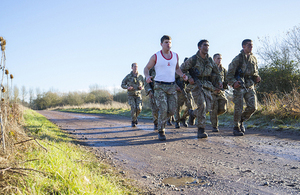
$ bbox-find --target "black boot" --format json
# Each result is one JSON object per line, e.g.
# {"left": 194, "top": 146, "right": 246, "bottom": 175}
{"left": 197, "top": 128, "right": 208, "bottom": 138}
{"left": 132, "top": 121, "right": 136, "bottom": 127}
{"left": 181, "top": 119, "right": 188, "bottom": 127}
{"left": 175, "top": 122, "right": 180, "bottom": 128}
{"left": 240, "top": 121, "right": 245, "bottom": 133}
{"left": 233, "top": 126, "right": 244, "bottom": 136}
{"left": 167, "top": 119, "right": 173, "bottom": 126}
{"left": 135, "top": 119, "right": 138, "bottom": 125}
{"left": 158, "top": 131, "right": 166, "bottom": 141}
{"left": 188, "top": 109, "right": 195, "bottom": 126}
{"left": 212, "top": 127, "right": 219, "bottom": 132}
{"left": 154, "top": 123, "right": 158, "bottom": 130}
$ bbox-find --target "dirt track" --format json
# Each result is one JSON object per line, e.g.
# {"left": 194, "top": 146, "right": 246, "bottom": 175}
{"left": 38, "top": 110, "right": 300, "bottom": 195}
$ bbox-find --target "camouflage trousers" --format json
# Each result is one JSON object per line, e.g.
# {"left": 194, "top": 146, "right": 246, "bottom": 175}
{"left": 233, "top": 87, "right": 257, "bottom": 127}
{"left": 128, "top": 94, "right": 142, "bottom": 122}
{"left": 174, "top": 91, "right": 193, "bottom": 122}
{"left": 192, "top": 86, "right": 212, "bottom": 128}
{"left": 149, "top": 95, "right": 159, "bottom": 125}
{"left": 154, "top": 83, "right": 177, "bottom": 132}
{"left": 210, "top": 92, "right": 227, "bottom": 128}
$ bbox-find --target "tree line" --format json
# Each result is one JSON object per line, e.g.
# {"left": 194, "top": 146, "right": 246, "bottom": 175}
{"left": 10, "top": 24, "right": 300, "bottom": 110}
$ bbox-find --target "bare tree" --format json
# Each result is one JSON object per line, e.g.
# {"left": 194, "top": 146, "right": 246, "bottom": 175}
{"left": 286, "top": 25, "right": 300, "bottom": 63}
{"left": 21, "top": 86, "right": 27, "bottom": 104}
{"left": 29, "top": 88, "right": 34, "bottom": 106}
{"left": 13, "top": 85, "right": 19, "bottom": 103}
{"left": 36, "top": 87, "right": 42, "bottom": 98}
{"left": 257, "top": 36, "right": 292, "bottom": 67}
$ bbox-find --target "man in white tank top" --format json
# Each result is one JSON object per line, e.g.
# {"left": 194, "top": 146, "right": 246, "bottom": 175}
{"left": 144, "top": 35, "right": 188, "bottom": 141}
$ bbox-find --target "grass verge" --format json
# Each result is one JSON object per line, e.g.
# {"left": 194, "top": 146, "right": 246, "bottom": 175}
{"left": 58, "top": 107, "right": 153, "bottom": 120}
{"left": 8, "top": 109, "right": 141, "bottom": 194}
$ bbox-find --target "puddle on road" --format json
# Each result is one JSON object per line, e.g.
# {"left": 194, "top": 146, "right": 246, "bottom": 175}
{"left": 162, "top": 176, "right": 207, "bottom": 187}
{"left": 75, "top": 116, "right": 98, "bottom": 119}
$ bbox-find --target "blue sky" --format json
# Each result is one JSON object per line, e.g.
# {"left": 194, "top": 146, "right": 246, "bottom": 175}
{"left": 1, "top": 0, "right": 300, "bottom": 96}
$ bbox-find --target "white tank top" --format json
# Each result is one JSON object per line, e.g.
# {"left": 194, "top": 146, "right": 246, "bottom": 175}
{"left": 154, "top": 50, "right": 178, "bottom": 82}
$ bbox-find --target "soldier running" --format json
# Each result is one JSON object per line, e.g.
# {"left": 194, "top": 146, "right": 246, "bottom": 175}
{"left": 227, "top": 39, "right": 261, "bottom": 136}
{"left": 209, "top": 53, "right": 228, "bottom": 132}
{"left": 121, "top": 63, "right": 144, "bottom": 127}
{"left": 144, "top": 35, "right": 187, "bottom": 141}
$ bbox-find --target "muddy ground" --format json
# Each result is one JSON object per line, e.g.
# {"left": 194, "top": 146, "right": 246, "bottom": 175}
{"left": 38, "top": 110, "right": 300, "bottom": 195}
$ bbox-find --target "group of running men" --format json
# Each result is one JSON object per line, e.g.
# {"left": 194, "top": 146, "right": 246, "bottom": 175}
{"left": 121, "top": 35, "right": 260, "bottom": 141}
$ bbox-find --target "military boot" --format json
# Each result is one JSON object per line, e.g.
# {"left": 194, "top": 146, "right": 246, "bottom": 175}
{"left": 131, "top": 121, "right": 136, "bottom": 127}
{"left": 181, "top": 119, "right": 188, "bottom": 127}
{"left": 154, "top": 123, "right": 158, "bottom": 130}
{"left": 188, "top": 109, "right": 196, "bottom": 126}
{"left": 158, "top": 131, "right": 166, "bottom": 141}
{"left": 233, "top": 126, "right": 244, "bottom": 136}
{"left": 167, "top": 119, "right": 173, "bottom": 126}
{"left": 212, "top": 127, "right": 219, "bottom": 132}
{"left": 240, "top": 121, "right": 245, "bottom": 133}
{"left": 197, "top": 128, "right": 208, "bottom": 138}
{"left": 175, "top": 122, "right": 180, "bottom": 128}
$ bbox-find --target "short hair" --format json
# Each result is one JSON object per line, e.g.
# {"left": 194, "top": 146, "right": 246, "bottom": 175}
{"left": 213, "top": 53, "right": 221, "bottom": 59}
{"left": 197, "top": 39, "right": 209, "bottom": 47}
{"left": 161, "top": 35, "right": 171, "bottom": 44}
{"left": 131, "top": 63, "right": 137, "bottom": 68}
{"left": 184, "top": 57, "right": 188, "bottom": 62}
{"left": 242, "top": 39, "right": 252, "bottom": 47}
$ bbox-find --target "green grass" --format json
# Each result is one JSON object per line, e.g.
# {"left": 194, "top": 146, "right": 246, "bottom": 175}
{"left": 59, "top": 108, "right": 153, "bottom": 119}
{"left": 17, "top": 109, "right": 140, "bottom": 195}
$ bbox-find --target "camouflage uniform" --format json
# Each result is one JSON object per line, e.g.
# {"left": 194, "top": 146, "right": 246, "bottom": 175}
{"left": 181, "top": 52, "right": 221, "bottom": 129}
{"left": 144, "top": 68, "right": 158, "bottom": 126}
{"left": 121, "top": 71, "right": 144, "bottom": 124}
{"left": 210, "top": 65, "right": 228, "bottom": 129}
{"left": 154, "top": 82, "right": 177, "bottom": 132}
{"left": 227, "top": 50, "right": 259, "bottom": 129}
{"left": 174, "top": 75, "right": 193, "bottom": 125}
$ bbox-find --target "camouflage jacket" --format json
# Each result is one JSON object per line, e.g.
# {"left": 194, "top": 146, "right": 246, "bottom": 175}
{"left": 212, "top": 65, "right": 228, "bottom": 95}
{"left": 180, "top": 51, "right": 221, "bottom": 91}
{"left": 227, "top": 49, "right": 259, "bottom": 88}
{"left": 121, "top": 71, "right": 144, "bottom": 96}
{"left": 212, "top": 65, "right": 227, "bottom": 88}
{"left": 144, "top": 67, "right": 156, "bottom": 95}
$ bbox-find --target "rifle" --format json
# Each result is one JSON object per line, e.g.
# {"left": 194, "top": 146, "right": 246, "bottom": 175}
{"left": 149, "top": 81, "right": 154, "bottom": 94}
{"left": 175, "top": 77, "right": 191, "bottom": 105}
{"left": 188, "top": 67, "right": 206, "bottom": 96}
{"left": 234, "top": 67, "right": 248, "bottom": 92}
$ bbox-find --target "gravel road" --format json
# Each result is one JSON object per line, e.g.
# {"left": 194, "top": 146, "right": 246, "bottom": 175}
{"left": 38, "top": 110, "right": 300, "bottom": 195}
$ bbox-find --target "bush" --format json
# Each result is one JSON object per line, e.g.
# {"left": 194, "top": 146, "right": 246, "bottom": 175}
{"left": 62, "top": 92, "right": 85, "bottom": 106}
{"left": 113, "top": 91, "right": 128, "bottom": 103}
{"left": 90, "top": 90, "right": 113, "bottom": 104}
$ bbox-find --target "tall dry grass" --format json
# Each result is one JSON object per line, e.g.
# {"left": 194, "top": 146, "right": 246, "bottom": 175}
{"left": 260, "top": 88, "right": 300, "bottom": 119}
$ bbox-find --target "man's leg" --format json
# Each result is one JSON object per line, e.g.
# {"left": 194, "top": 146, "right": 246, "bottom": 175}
{"left": 233, "top": 89, "right": 245, "bottom": 136}
{"left": 135, "top": 95, "right": 142, "bottom": 125}
{"left": 128, "top": 96, "right": 137, "bottom": 127}
{"left": 240, "top": 88, "right": 257, "bottom": 133}
{"left": 210, "top": 94, "right": 219, "bottom": 132}
{"left": 192, "top": 88, "right": 207, "bottom": 138}
{"left": 186, "top": 89, "right": 196, "bottom": 125}
{"left": 180, "top": 93, "right": 191, "bottom": 127}
{"left": 150, "top": 96, "right": 159, "bottom": 130}
{"left": 154, "top": 85, "right": 168, "bottom": 140}
{"left": 174, "top": 92, "right": 184, "bottom": 128}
